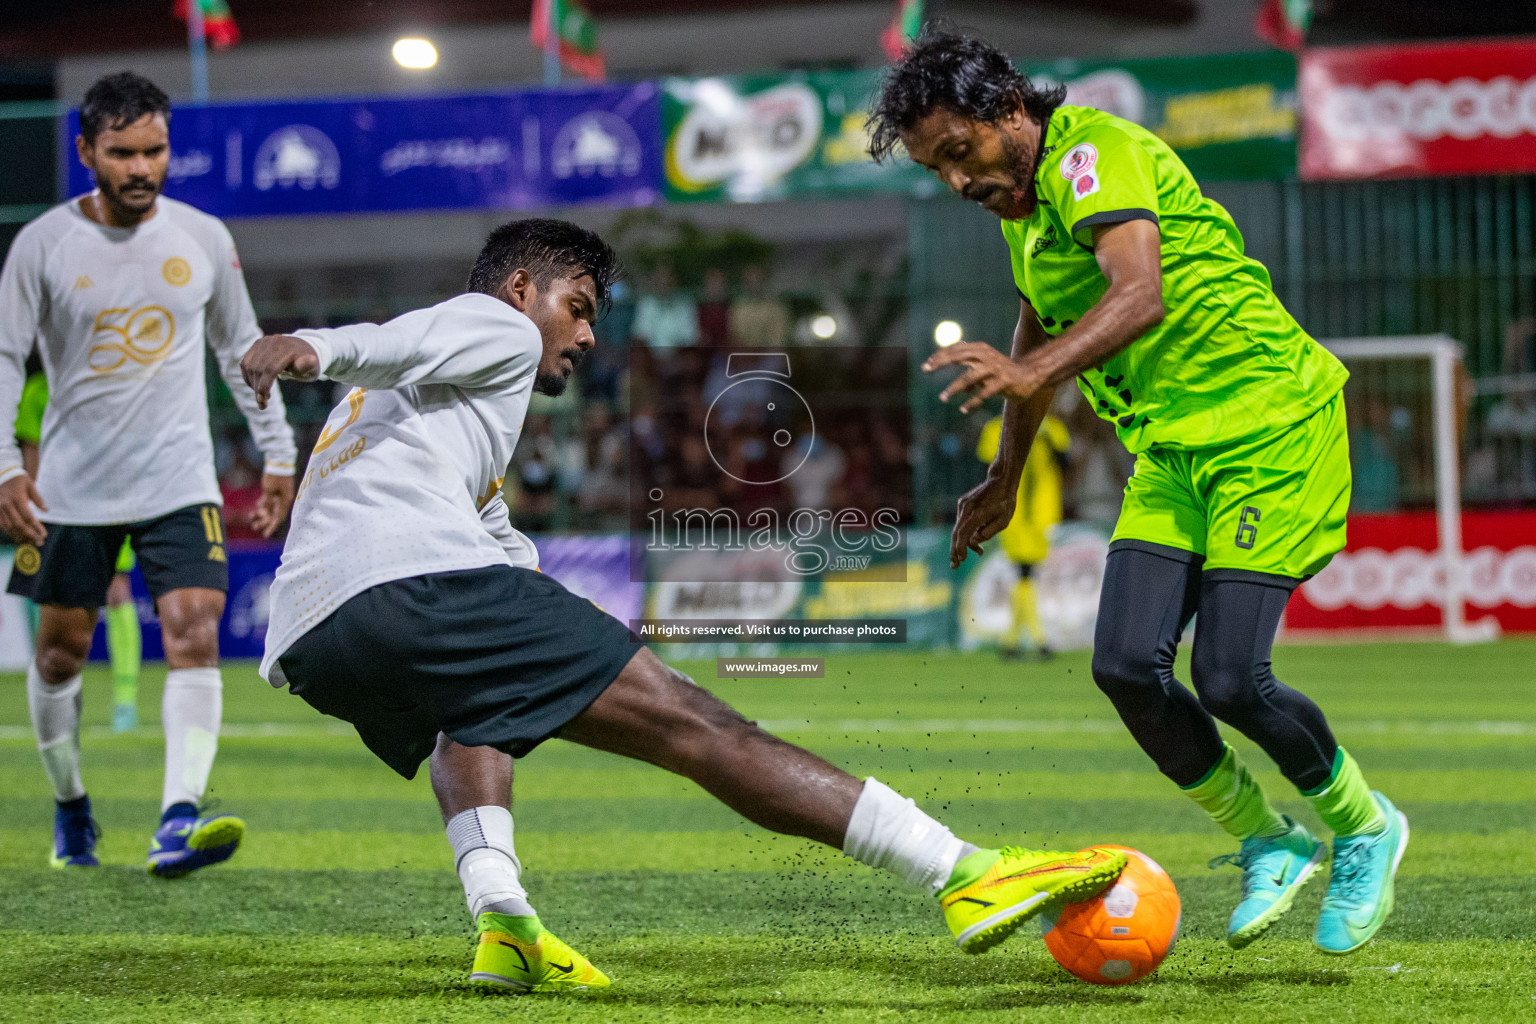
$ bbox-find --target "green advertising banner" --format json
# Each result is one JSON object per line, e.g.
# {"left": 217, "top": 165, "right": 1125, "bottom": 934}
{"left": 661, "top": 52, "right": 1296, "bottom": 202}
{"left": 661, "top": 69, "right": 932, "bottom": 203}
{"left": 1025, "top": 50, "right": 1298, "bottom": 181}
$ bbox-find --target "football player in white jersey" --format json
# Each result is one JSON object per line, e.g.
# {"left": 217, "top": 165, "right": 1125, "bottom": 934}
{"left": 240, "top": 219, "right": 1125, "bottom": 993}
{"left": 0, "top": 73, "right": 298, "bottom": 874}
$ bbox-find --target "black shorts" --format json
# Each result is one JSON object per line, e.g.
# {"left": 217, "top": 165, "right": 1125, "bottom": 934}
{"left": 7, "top": 502, "right": 229, "bottom": 608}
{"left": 277, "top": 564, "right": 640, "bottom": 780}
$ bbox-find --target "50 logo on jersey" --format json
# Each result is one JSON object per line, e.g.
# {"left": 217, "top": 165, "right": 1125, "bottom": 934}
{"left": 88, "top": 306, "right": 176, "bottom": 373}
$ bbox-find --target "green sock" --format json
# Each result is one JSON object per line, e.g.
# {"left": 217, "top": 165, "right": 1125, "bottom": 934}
{"left": 1181, "top": 743, "right": 1289, "bottom": 841}
{"left": 1302, "top": 748, "right": 1385, "bottom": 837}
{"left": 106, "top": 601, "right": 141, "bottom": 708}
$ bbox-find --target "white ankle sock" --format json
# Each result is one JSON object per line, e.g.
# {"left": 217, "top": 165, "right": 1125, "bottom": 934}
{"left": 28, "top": 663, "right": 84, "bottom": 802}
{"left": 161, "top": 668, "right": 222, "bottom": 810}
{"left": 446, "top": 805, "right": 535, "bottom": 919}
{"left": 842, "top": 777, "right": 973, "bottom": 894}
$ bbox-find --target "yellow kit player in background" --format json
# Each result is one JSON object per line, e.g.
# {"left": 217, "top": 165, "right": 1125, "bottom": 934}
{"left": 975, "top": 412, "right": 1068, "bottom": 659}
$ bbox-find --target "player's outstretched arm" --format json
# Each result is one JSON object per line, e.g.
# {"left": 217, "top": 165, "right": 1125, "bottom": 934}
{"left": 281, "top": 299, "right": 539, "bottom": 395}
{"left": 240, "top": 335, "right": 321, "bottom": 410}
{"left": 948, "top": 300, "right": 1056, "bottom": 567}
{"left": 924, "top": 219, "right": 1164, "bottom": 413}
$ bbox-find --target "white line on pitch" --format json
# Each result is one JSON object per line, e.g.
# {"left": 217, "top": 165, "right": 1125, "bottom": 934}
{"left": 0, "top": 723, "right": 355, "bottom": 740}
{"left": 755, "top": 718, "right": 1536, "bottom": 736}
{"left": 0, "top": 719, "right": 1531, "bottom": 742}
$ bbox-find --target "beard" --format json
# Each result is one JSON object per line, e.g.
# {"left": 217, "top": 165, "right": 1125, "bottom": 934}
{"left": 100, "top": 172, "right": 162, "bottom": 216}
{"left": 994, "top": 131, "right": 1039, "bottom": 219}
{"left": 533, "top": 346, "right": 586, "bottom": 397}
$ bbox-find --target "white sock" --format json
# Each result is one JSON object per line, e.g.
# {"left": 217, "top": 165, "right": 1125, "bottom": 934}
{"left": 161, "top": 668, "right": 222, "bottom": 811}
{"left": 447, "top": 805, "right": 535, "bottom": 920}
{"left": 842, "top": 777, "right": 973, "bottom": 895}
{"left": 28, "top": 663, "right": 84, "bottom": 802}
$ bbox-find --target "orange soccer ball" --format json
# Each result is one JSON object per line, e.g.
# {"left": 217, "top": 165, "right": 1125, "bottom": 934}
{"left": 1041, "top": 846, "right": 1181, "bottom": 986}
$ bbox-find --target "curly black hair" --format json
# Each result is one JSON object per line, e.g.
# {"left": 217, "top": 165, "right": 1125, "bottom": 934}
{"left": 467, "top": 218, "right": 622, "bottom": 318}
{"left": 80, "top": 71, "right": 171, "bottom": 143}
{"left": 867, "top": 27, "right": 1065, "bottom": 164}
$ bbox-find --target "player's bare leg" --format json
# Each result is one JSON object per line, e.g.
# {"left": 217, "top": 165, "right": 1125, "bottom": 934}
{"left": 558, "top": 647, "right": 1126, "bottom": 952}
{"left": 146, "top": 586, "right": 244, "bottom": 878}
{"left": 30, "top": 605, "right": 98, "bottom": 866}
{"left": 560, "top": 648, "right": 859, "bottom": 845}
{"left": 430, "top": 733, "right": 512, "bottom": 822}
{"left": 430, "top": 734, "right": 609, "bottom": 992}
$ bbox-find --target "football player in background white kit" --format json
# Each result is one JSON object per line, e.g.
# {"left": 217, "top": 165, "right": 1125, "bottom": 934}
{"left": 0, "top": 73, "right": 298, "bottom": 874}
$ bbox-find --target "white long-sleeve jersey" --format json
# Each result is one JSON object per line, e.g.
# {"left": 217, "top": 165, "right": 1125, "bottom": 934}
{"left": 260, "top": 292, "right": 544, "bottom": 685}
{"left": 0, "top": 196, "right": 297, "bottom": 524}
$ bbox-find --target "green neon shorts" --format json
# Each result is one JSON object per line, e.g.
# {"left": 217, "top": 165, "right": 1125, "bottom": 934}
{"left": 1110, "top": 391, "right": 1350, "bottom": 582}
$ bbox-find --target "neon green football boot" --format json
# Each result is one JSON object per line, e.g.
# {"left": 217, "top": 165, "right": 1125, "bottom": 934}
{"left": 939, "top": 846, "right": 1127, "bottom": 954}
{"left": 471, "top": 912, "right": 609, "bottom": 993}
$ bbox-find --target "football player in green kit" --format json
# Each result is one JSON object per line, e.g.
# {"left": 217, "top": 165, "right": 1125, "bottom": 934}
{"left": 870, "top": 29, "right": 1407, "bottom": 954}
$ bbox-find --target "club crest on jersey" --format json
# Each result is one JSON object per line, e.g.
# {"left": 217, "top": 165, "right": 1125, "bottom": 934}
{"left": 1059, "top": 143, "right": 1098, "bottom": 182}
{"left": 162, "top": 257, "right": 191, "bottom": 287}
{"left": 1073, "top": 173, "right": 1101, "bottom": 200}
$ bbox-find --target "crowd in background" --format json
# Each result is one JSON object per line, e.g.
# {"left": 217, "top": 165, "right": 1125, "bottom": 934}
{"left": 215, "top": 256, "right": 1140, "bottom": 539}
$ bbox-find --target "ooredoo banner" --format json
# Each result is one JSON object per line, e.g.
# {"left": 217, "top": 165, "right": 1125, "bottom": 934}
{"left": 1300, "top": 39, "right": 1536, "bottom": 180}
{"left": 1286, "top": 511, "right": 1536, "bottom": 633}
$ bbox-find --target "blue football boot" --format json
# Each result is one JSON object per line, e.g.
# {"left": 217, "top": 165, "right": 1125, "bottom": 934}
{"left": 51, "top": 795, "right": 100, "bottom": 868}
{"left": 1314, "top": 792, "right": 1409, "bottom": 955}
{"left": 1211, "top": 817, "right": 1328, "bottom": 949}
{"left": 147, "top": 801, "right": 246, "bottom": 879}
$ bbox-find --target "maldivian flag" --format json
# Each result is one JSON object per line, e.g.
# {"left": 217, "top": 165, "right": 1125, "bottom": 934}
{"left": 880, "top": 0, "right": 924, "bottom": 62}
{"left": 1254, "top": 0, "right": 1310, "bottom": 51}
{"left": 174, "top": 0, "right": 240, "bottom": 49}
{"left": 531, "top": 0, "right": 605, "bottom": 81}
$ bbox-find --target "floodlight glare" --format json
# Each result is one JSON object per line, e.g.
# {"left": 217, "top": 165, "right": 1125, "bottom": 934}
{"left": 393, "top": 38, "right": 438, "bottom": 70}
{"left": 934, "top": 320, "right": 963, "bottom": 347}
{"left": 811, "top": 314, "right": 838, "bottom": 339}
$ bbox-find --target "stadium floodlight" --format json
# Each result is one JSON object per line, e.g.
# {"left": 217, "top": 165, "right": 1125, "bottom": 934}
{"left": 810, "top": 314, "right": 837, "bottom": 340}
{"left": 934, "top": 320, "right": 963, "bottom": 347}
{"left": 393, "top": 38, "right": 438, "bottom": 70}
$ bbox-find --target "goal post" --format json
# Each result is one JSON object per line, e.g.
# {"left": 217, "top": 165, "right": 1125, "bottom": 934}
{"left": 1320, "top": 335, "right": 1500, "bottom": 644}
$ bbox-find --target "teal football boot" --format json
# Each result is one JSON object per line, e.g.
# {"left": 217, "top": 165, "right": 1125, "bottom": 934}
{"left": 1211, "top": 817, "right": 1328, "bottom": 949}
{"left": 1314, "top": 792, "right": 1409, "bottom": 955}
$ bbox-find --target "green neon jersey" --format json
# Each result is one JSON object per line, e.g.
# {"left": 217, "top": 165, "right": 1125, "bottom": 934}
{"left": 14, "top": 372, "right": 47, "bottom": 446}
{"left": 1002, "top": 105, "right": 1347, "bottom": 453}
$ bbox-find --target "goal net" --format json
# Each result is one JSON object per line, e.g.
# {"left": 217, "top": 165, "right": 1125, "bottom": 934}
{"left": 1302, "top": 335, "right": 1500, "bottom": 643}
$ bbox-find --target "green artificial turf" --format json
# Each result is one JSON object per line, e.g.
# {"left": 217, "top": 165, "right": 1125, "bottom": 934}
{"left": 1, "top": 640, "right": 1533, "bottom": 1022}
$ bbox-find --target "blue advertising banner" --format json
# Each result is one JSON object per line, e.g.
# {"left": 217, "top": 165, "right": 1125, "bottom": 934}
{"left": 87, "top": 535, "right": 644, "bottom": 662}
{"left": 65, "top": 84, "right": 662, "bottom": 217}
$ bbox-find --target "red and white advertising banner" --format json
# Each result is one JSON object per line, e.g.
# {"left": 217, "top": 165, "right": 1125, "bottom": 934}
{"left": 1300, "top": 39, "right": 1536, "bottom": 180}
{"left": 1286, "top": 511, "right": 1536, "bottom": 633}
